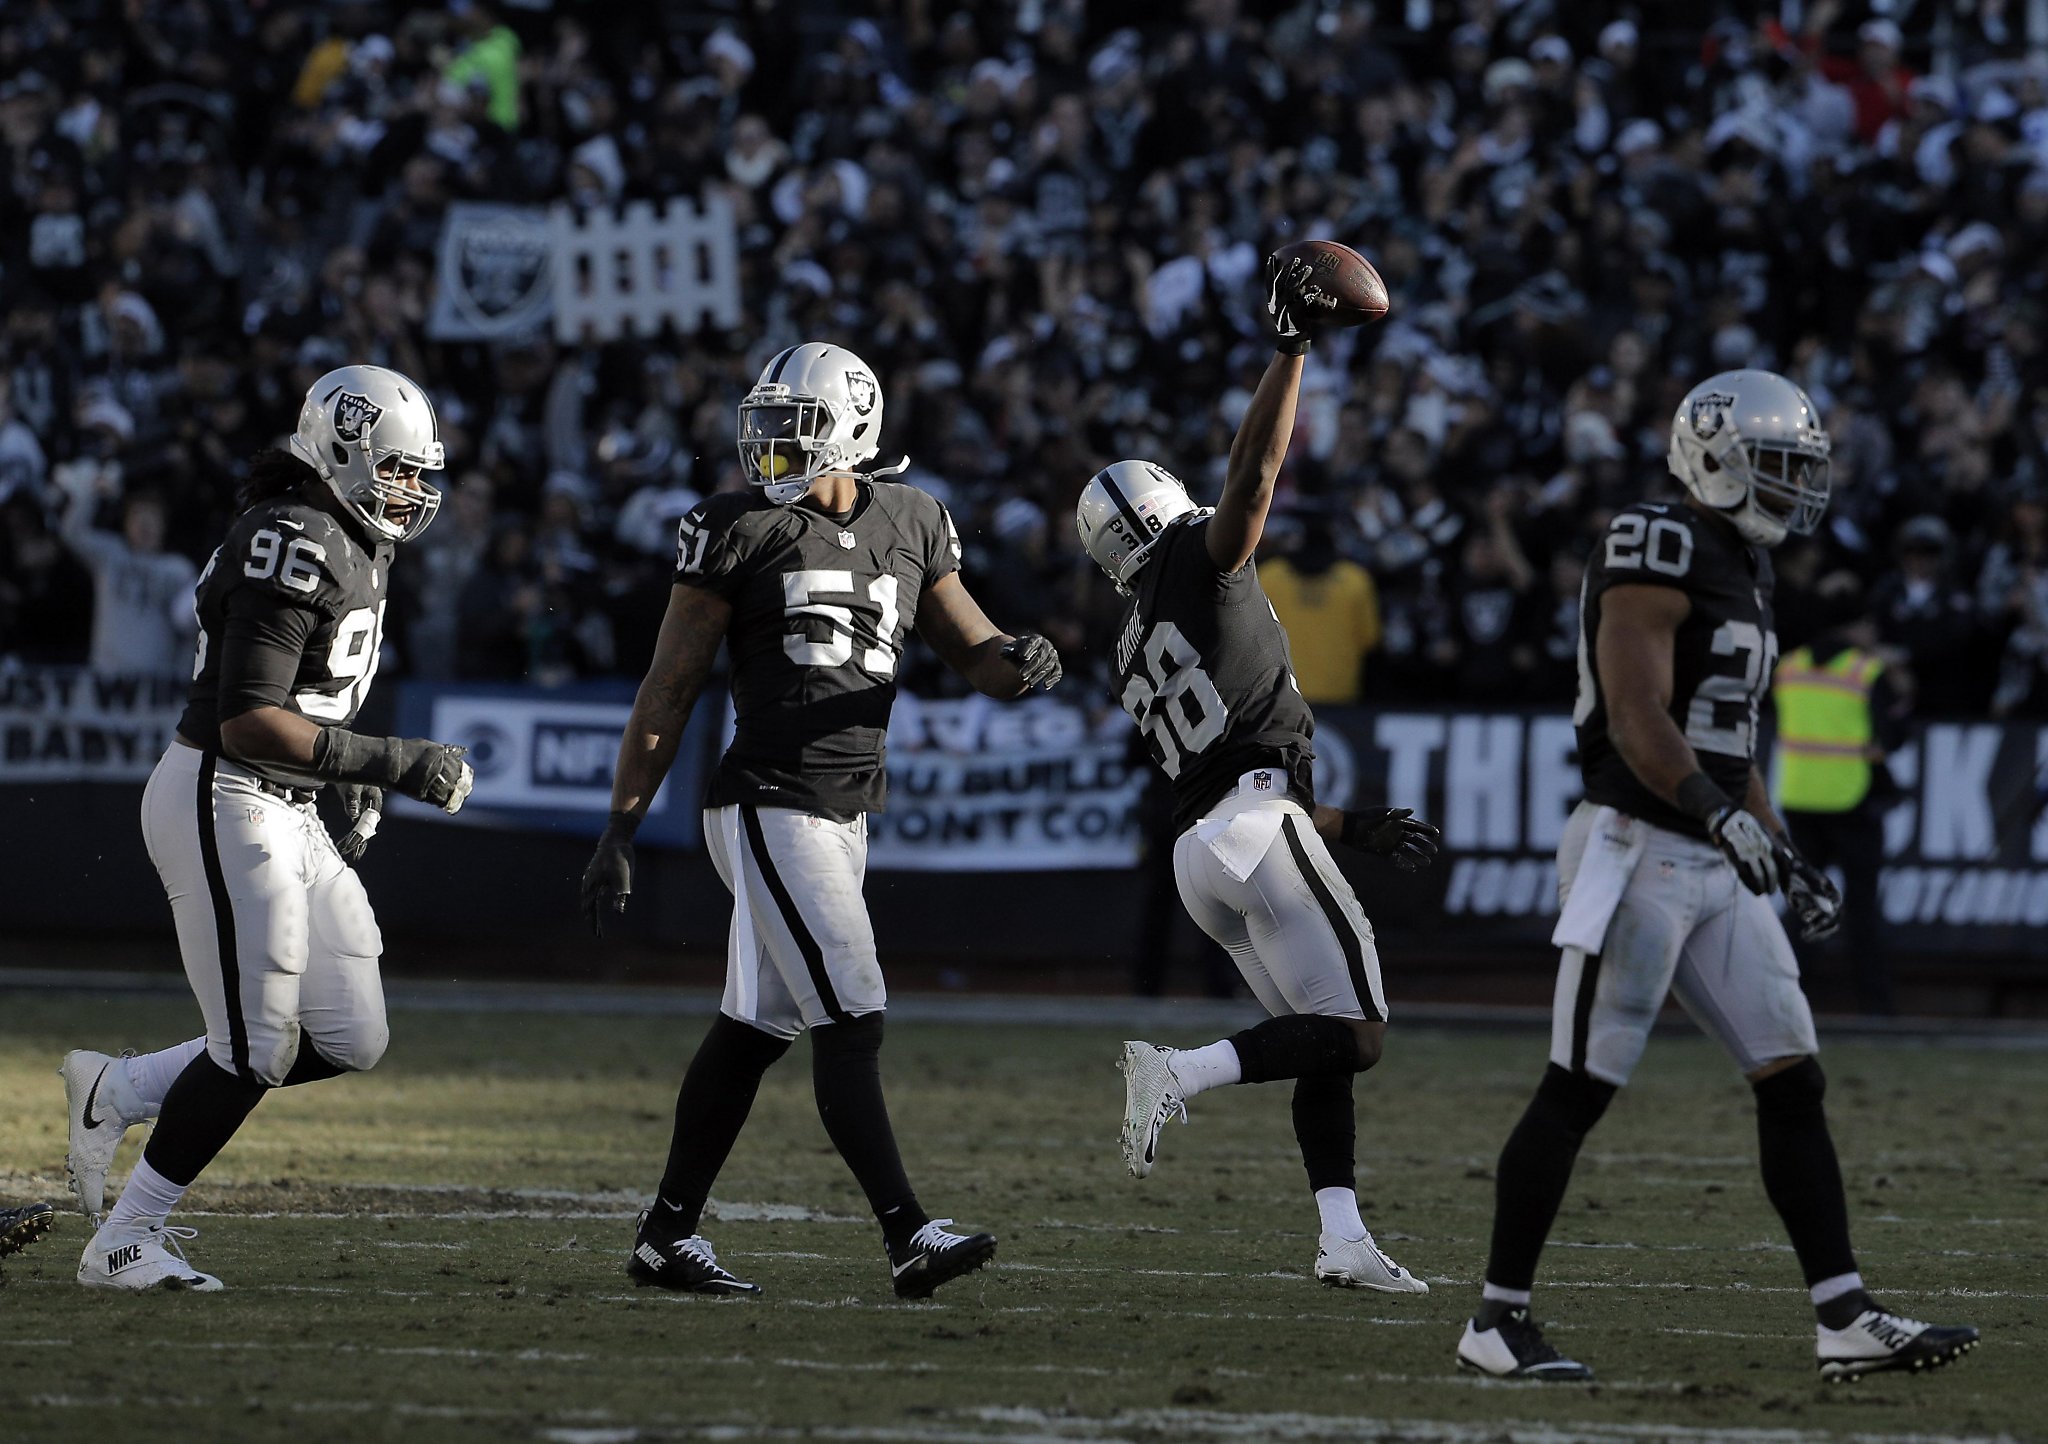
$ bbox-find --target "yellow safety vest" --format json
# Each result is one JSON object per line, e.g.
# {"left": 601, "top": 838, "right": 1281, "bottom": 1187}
{"left": 1773, "top": 646, "right": 1883, "bottom": 813}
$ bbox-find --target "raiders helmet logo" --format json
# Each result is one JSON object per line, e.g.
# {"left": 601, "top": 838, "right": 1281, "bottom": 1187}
{"left": 331, "top": 391, "right": 384, "bottom": 443}
{"left": 1688, "top": 392, "right": 1735, "bottom": 441}
{"left": 844, "top": 372, "right": 877, "bottom": 417}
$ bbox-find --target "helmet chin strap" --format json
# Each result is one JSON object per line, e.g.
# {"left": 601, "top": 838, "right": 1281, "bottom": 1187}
{"left": 864, "top": 455, "right": 911, "bottom": 479}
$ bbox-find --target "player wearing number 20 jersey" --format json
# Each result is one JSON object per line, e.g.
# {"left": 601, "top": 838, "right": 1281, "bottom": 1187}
{"left": 64, "top": 364, "right": 476, "bottom": 1294}
{"left": 583, "top": 342, "right": 1061, "bottom": 1300}
{"left": 1078, "top": 254, "right": 1445, "bottom": 1299}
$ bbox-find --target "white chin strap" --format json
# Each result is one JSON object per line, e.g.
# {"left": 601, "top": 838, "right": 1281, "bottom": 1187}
{"left": 865, "top": 455, "right": 912, "bottom": 478}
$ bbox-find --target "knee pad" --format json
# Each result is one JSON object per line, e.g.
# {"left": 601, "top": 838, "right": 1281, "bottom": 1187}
{"left": 1533, "top": 1062, "right": 1618, "bottom": 1139}
{"left": 325, "top": 1021, "right": 389, "bottom": 1074}
{"left": 1752, "top": 1057, "right": 1825, "bottom": 1115}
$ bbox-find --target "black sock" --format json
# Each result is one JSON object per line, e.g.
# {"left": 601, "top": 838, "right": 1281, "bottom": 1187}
{"left": 1816, "top": 1289, "right": 1877, "bottom": 1330}
{"left": 1292, "top": 1073, "right": 1356, "bottom": 1193}
{"left": 1228, "top": 1014, "right": 1362, "bottom": 1083}
{"left": 1481, "top": 1064, "right": 1616, "bottom": 1307}
{"left": 649, "top": 1015, "right": 791, "bottom": 1240}
{"left": 278, "top": 1041, "right": 347, "bottom": 1087}
{"left": 140, "top": 1055, "right": 269, "bottom": 1187}
{"left": 810, "top": 1013, "right": 927, "bottom": 1252}
{"left": 1752, "top": 1059, "right": 1860, "bottom": 1312}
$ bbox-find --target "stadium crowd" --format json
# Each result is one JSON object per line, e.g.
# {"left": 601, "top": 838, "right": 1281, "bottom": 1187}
{"left": 4, "top": 0, "right": 2048, "bottom": 718}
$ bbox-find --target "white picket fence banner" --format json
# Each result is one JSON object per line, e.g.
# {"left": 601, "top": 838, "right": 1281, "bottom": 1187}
{"left": 548, "top": 195, "right": 742, "bottom": 342}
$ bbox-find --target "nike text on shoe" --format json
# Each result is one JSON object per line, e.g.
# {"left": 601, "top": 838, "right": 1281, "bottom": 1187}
{"left": 624, "top": 1220, "right": 761, "bottom": 1297}
{"left": 77, "top": 1222, "right": 223, "bottom": 1292}
{"left": 1315, "top": 1233, "right": 1428, "bottom": 1295}
{"left": 889, "top": 1219, "right": 996, "bottom": 1300}
{"left": 0, "top": 1202, "right": 57, "bottom": 1258}
{"left": 1457, "top": 1309, "right": 1594, "bottom": 1380}
{"left": 61, "top": 1049, "right": 142, "bottom": 1221}
{"left": 1117, "top": 1041, "right": 1187, "bottom": 1180}
{"left": 1817, "top": 1308, "right": 1980, "bottom": 1382}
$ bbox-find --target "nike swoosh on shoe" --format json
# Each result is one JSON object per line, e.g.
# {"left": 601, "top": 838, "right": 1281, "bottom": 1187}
{"left": 82, "top": 1066, "right": 109, "bottom": 1130}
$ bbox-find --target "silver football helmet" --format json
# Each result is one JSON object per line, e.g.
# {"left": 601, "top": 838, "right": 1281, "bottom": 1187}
{"left": 1667, "top": 369, "right": 1830, "bottom": 547}
{"left": 1076, "top": 460, "right": 1204, "bottom": 594}
{"left": 737, "top": 342, "right": 884, "bottom": 504}
{"left": 288, "top": 364, "right": 445, "bottom": 542}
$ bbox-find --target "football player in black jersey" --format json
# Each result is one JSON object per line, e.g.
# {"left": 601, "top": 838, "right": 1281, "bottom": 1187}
{"left": 1079, "top": 254, "right": 1440, "bottom": 1294}
{"left": 1457, "top": 370, "right": 1978, "bottom": 1382}
{"left": 581, "top": 342, "right": 1060, "bottom": 1298}
{"left": 61, "top": 365, "right": 474, "bottom": 1291}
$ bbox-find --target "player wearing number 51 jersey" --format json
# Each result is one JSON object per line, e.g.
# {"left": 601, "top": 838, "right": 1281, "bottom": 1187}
{"left": 582, "top": 342, "right": 1060, "bottom": 1299}
{"left": 61, "top": 365, "right": 474, "bottom": 1293}
{"left": 1458, "top": 370, "right": 1978, "bottom": 1383}
{"left": 1079, "top": 253, "right": 1441, "bottom": 1295}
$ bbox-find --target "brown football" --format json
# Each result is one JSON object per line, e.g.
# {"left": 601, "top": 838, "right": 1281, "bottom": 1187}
{"left": 1271, "top": 238, "right": 1389, "bottom": 328}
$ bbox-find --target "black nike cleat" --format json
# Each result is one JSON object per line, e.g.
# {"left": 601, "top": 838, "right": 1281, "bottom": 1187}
{"left": 889, "top": 1218, "right": 996, "bottom": 1300}
{"left": 625, "top": 1213, "right": 761, "bottom": 1296}
{"left": 0, "top": 1202, "right": 57, "bottom": 1259}
{"left": 1457, "top": 1307, "right": 1595, "bottom": 1380}
{"left": 1818, "top": 1308, "right": 1980, "bottom": 1382}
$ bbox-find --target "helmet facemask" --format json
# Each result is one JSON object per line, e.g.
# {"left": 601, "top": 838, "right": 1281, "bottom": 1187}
{"left": 736, "top": 388, "right": 842, "bottom": 505}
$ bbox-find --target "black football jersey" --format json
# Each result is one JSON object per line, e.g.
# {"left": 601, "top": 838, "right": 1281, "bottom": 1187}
{"left": 677, "top": 482, "right": 961, "bottom": 820}
{"left": 1115, "top": 515, "right": 1317, "bottom": 832}
{"left": 1574, "top": 501, "right": 1776, "bottom": 838}
{"left": 178, "top": 493, "right": 392, "bottom": 785}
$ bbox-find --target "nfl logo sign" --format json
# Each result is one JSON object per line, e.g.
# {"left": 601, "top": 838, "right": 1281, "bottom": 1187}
{"left": 837, "top": 531, "right": 857, "bottom": 549}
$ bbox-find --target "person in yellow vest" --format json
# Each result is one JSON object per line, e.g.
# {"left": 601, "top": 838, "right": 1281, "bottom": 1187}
{"left": 1773, "top": 583, "right": 1906, "bottom": 1015}
{"left": 1260, "top": 512, "right": 1382, "bottom": 704}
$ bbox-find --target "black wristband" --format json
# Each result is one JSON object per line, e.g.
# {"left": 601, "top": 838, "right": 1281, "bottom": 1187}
{"left": 310, "top": 726, "right": 406, "bottom": 787}
{"left": 1274, "top": 336, "right": 1311, "bottom": 357}
{"left": 1674, "top": 770, "right": 1734, "bottom": 825}
{"left": 600, "top": 809, "right": 642, "bottom": 843}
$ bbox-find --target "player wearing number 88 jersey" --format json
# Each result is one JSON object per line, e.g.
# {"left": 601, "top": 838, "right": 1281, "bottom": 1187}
{"left": 1077, "top": 254, "right": 1442, "bottom": 1296}
{"left": 583, "top": 342, "right": 1059, "bottom": 1297}
{"left": 64, "top": 364, "right": 474, "bottom": 1291}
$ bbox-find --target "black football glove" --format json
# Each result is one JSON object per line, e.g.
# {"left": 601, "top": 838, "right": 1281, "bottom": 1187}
{"left": 335, "top": 784, "right": 383, "bottom": 864}
{"left": 581, "top": 812, "right": 637, "bottom": 937}
{"left": 1779, "top": 845, "right": 1844, "bottom": 942}
{"left": 1338, "top": 808, "right": 1441, "bottom": 871}
{"left": 1264, "top": 252, "right": 1316, "bottom": 355}
{"left": 1001, "top": 634, "right": 1062, "bottom": 692}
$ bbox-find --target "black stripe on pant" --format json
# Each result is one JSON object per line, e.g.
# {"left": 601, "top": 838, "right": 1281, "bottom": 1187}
{"left": 1281, "top": 817, "right": 1383, "bottom": 1022}
{"left": 1568, "top": 950, "right": 1603, "bottom": 1076}
{"left": 740, "top": 805, "right": 852, "bottom": 1025}
{"left": 195, "top": 751, "right": 253, "bottom": 1081}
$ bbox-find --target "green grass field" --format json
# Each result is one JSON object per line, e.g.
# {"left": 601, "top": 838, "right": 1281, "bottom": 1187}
{"left": 1, "top": 991, "right": 2043, "bottom": 1444}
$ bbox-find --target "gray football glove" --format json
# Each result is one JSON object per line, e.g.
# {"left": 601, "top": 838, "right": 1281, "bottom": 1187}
{"left": 581, "top": 813, "right": 637, "bottom": 937}
{"left": 1780, "top": 846, "right": 1844, "bottom": 941}
{"left": 1705, "top": 806, "right": 1784, "bottom": 896}
{"left": 1001, "top": 634, "right": 1062, "bottom": 692}
{"left": 335, "top": 784, "right": 383, "bottom": 864}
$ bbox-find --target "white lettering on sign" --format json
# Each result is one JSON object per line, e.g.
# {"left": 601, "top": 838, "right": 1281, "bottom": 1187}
{"left": 1446, "top": 714, "right": 1522, "bottom": 850}
{"left": 1375, "top": 714, "right": 1445, "bottom": 823}
{"left": 1525, "top": 715, "right": 1581, "bottom": 852}
{"left": 1918, "top": 724, "right": 1998, "bottom": 860}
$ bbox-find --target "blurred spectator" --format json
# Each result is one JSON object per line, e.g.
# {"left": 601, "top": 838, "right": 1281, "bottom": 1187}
{"left": 0, "top": 1, "right": 2036, "bottom": 718}
{"left": 1260, "top": 512, "right": 1381, "bottom": 705}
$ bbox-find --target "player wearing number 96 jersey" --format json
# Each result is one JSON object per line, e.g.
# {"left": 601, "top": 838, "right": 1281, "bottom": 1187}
{"left": 582, "top": 341, "right": 1060, "bottom": 1299}
{"left": 1459, "top": 370, "right": 1979, "bottom": 1383}
{"left": 1076, "top": 253, "right": 1443, "bottom": 1297}
{"left": 62, "top": 364, "right": 475, "bottom": 1294}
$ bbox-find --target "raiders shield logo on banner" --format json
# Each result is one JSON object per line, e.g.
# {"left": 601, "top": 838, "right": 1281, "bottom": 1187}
{"left": 331, "top": 392, "right": 384, "bottom": 442}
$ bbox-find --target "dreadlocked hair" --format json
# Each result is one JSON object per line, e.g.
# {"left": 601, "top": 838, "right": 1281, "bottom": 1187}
{"left": 237, "top": 448, "right": 319, "bottom": 512}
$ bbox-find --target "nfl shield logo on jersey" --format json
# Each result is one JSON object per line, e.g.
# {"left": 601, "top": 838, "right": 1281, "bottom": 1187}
{"left": 837, "top": 530, "right": 857, "bottom": 549}
{"left": 332, "top": 392, "right": 384, "bottom": 442}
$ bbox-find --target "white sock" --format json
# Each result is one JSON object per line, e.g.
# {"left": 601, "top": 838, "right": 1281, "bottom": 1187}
{"left": 124, "top": 1038, "right": 207, "bottom": 1116}
{"left": 1315, "top": 1186, "right": 1367, "bottom": 1240}
{"left": 1482, "top": 1282, "right": 1532, "bottom": 1307}
{"left": 1164, "top": 1041, "right": 1241, "bottom": 1098}
{"left": 1810, "top": 1272, "right": 1866, "bottom": 1310}
{"left": 104, "top": 1157, "right": 188, "bottom": 1230}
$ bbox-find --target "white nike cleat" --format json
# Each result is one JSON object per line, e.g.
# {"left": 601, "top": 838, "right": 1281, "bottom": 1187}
{"left": 60, "top": 1049, "right": 148, "bottom": 1222}
{"left": 1817, "top": 1308, "right": 1979, "bottom": 1381}
{"left": 1456, "top": 1308, "right": 1594, "bottom": 1380}
{"left": 1314, "top": 1232, "right": 1428, "bottom": 1294}
{"left": 1117, "top": 1041, "right": 1187, "bottom": 1179}
{"left": 77, "top": 1221, "right": 223, "bottom": 1292}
